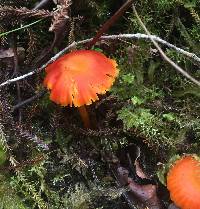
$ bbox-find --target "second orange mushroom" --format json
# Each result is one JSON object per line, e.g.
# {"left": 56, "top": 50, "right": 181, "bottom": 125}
{"left": 167, "top": 155, "right": 200, "bottom": 209}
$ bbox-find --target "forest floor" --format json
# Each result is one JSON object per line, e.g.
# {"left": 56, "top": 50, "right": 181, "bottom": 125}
{"left": 0, "top": 0, "right": 200, "bottom": 209}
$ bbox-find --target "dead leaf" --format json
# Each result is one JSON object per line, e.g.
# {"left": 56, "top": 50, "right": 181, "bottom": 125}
{"left": 34, "top": 0, "right": 71, "bottom": 66}
{"left": 0, "top": 47, "right": 25, "bottom": 61}
{"left": 112, "top": 144, "right": 162, "bottom": 209}
{"left": 0, "top": 6, "right": 52, "bottom": 21}
{"left": 135, "top": 160, "right": 148, "bottom": 179}
{"left": 117, "top": 166, "right": 162, "bottom": 209}
{"left": 0, "top": 48, "right": 14, "bottom": 59}
{"left": 49, "top": 0, "right": 71, "bottom": 33}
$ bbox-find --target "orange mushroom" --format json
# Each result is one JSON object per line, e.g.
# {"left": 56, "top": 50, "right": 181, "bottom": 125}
{"left": 43, "top": 49, "right": 118, "bottom": 128}
{"left": 167, "top": 155, "right": 200, "bottom": 209}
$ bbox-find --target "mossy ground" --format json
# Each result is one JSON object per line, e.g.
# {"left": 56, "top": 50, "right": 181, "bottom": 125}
{"left": 0, "top": 0, "right": 199, "bottom": 208}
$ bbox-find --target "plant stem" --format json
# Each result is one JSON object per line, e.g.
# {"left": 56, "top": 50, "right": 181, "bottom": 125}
{"left": 78, "top": 106, "right": 91, "bottom": 128}
{"left": 0, "top": 19, "right": 43, "bottom": 37}
{"left": 85, "top": 0, "right": 133, "bottom": 49}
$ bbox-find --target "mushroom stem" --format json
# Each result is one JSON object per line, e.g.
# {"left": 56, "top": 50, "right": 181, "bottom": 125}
{"left": 78, "top": 105, "right": 91, "bottom": 128}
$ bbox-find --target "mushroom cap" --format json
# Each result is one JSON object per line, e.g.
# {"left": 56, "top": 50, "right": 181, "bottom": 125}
{"left": 167, "top": 155, "right": 200, "bottom": 209}
{"left": 44, "top": 50, "right": 118, "bottom": 107}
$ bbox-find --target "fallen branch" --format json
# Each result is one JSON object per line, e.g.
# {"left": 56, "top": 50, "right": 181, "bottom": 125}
{"left": 85, "top": 0, "right": 133, "bottom": 49}
{"left": 12, "top": 34, "right": 22, "bottom": 122}
{"left": 13, "top": 90, "right": 46, "bottom": 111}
{"left": 34, "top": 0, "right": 53, "bottom": 10}
{"left": 0, "top": 19, "right": 43, "bottom": 37}
{"left": 132, "top": 5, "right": 200, "bottom": 87}
{"left": 0, "top": 33, "right": 200, "bottom": 88}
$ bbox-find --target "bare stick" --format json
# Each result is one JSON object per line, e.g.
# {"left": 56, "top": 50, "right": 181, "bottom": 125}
{"left": 85, "top": 0, "right": 133, "bottom": 49}
{"left": 34, "top": 0, "right": 53, "bottom": 10}
{"left": 13, "top": 90, "right": 46, "bottom": 111}
{"left": 0, "top": 33, "right": 200, "bottom": 88}
{"left": 132, "top": 5, "right": 200, "bottom": 87}
{"left": 12, "top": 35, "right": 22, "bottom": 122}
{"left": 0, "top": 19, "right": 43, "bottom": 37}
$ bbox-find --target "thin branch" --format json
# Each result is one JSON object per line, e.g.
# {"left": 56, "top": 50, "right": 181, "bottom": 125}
{"left": 132, "top": 5, "right": 200, "bottom": 87}
{"left": 34, "top": 0, "right": 53, "bottom": 10}
{"left": 12, "top": 34, "right": 22, "bottom": 122}
{"left": 0, "top": 33, "right": 200, "bottom": 88}
{"left": 0, "top": 6, "right": 52, "bottom": 21}
{"left": 85, "top": 0, "right": 133, "bottom": 49}
{"left": 103, "top": 34, "right": 200, "bottom": 63}
{"left": 0, "top": 19, "right": 43, "bottom": 37}
{"left": 13, "top": 90, "right": 46, "bottom": 111}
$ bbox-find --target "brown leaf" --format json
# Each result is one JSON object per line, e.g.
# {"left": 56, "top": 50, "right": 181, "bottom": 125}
{"left": 0, "top": 6, "right": 52, "bottom": 22}
{"left": 116, "top": 166, "right": 162, "bottom": 209}
{"left": 33, "top": 0, "right": 71, "bottom": 66}
{"left": 49, "top": 0, "right": 71, "bottom": 33}
{"left": 135, "top": 160, "right": 148, "bottom": 179}
{"left": 0, "top": 47, "right": 25, "bottom": 60}
{"left": 0, "top": 48, "right": 14, "bottom": 59}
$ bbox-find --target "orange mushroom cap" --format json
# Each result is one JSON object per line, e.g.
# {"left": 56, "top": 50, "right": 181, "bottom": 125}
{"left": 167, "top": 155, "right": 200, "bottom": 209}
{"left": 43, "top": 50, "right": 118, "bottom": 107}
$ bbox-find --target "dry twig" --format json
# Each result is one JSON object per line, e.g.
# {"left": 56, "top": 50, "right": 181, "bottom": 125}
{"left": 86, "top": 0, "right": 133, "bottom": 49}
{"left": 0, "top": 6, "right": 52, "bottom": 21}
{"left": 34, "top": 0, "right": 53, "bottom": 10}
{"left": 12, "top": 35, "right": 22, "bottom": 122}
{"left": 13, "top": 90, "right": 46, "bottom": 111}
{"left": 132, "top": 5, "right": 200, "bottom": 87}
{"left": 0, "top": 33, "right": 200, "bottom": 88}
{"left": 49, "top": 0, "right": 71, "bottom": 33}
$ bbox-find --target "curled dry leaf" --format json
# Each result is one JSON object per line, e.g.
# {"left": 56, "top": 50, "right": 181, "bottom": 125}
{"left": 49, "top": 0, "right": 71, "bottom": 33}
{"left": 35, "top": 0, "right": 71, "bottom": 66}
{"left": 0, "top": 6, "right": 52, "bottom": 22}
{"left": 117, "top": 166, "right": 162, "bottom": 209}
{"left": 0, "top": 47, "right": 25, "bottom": 60}
{"left": 0, "top": 48, "right": 16, "bottom": 59}
{"left": 113, "top": 144, "right": 161, "bottom": 209}
{"left": 135, "top": 160, "right": 148, "bottom": 179}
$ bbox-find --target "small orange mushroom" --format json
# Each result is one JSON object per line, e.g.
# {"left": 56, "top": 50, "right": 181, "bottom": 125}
{"left": 167, "top": 155, "right": 200, "bottom": 209}
{"left": 43, "top": 49, "right": 118, "bottom": 128}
